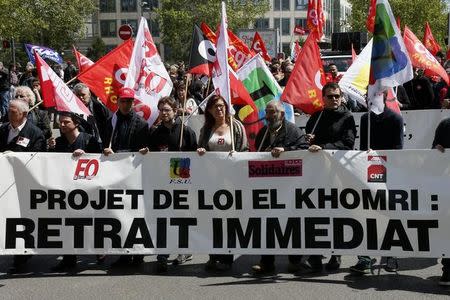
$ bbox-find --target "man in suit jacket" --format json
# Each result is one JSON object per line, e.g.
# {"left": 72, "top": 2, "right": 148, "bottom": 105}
{"left": 0, "top": 99, "right": 46, "bottom": 152}
{"left": 0, "top": 99, "right": 46, "bottom": 273}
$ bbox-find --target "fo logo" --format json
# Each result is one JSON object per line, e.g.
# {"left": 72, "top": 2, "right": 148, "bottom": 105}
{"left": 74, "top": 159, "right": 99, "bottom": 180}
{"left": 169, "top": 158, "right": 191, "bottom": 184}
{"left": 367, "top": 156, "right": 386, "bottom": 183}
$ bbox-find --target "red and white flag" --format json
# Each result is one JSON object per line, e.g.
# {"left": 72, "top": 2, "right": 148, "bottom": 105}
{"left": 251, "top": 32, "right": 271, "bottom": 62}
{"left": 423, "top": 22, "right": 441, "bottom": 56}
{"left": 73, "top": 46, "right": 94, "bottom": 73}
{"left": 124, "top": 17, "right": 173, "bottom": 127}
{"left": 281, "top": 33, "right": 326, "bottom": 114}
{"left": 212, "top": 2, "right": 232, "bottom": 109}
{"left": 35, "top": 52, "right": 91, "bottom": 118}
{"left": 78, "top": 40, "right": 134, "bottom": 112}
{"left": 307, "top": 0, "right": 325, "bottom": 40}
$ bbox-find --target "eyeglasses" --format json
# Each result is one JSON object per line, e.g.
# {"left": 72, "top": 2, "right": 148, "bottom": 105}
{"left": 214, "top": 104, "right": 225, "bottom": 109}
{"left": 159, "top": 108, "right": 173, "bottom": 113}
{"left": 326, "top": 94, "right": 341, "bottom": 100}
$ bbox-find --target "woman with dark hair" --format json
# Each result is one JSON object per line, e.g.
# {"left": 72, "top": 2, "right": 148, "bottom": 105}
{"left": 197, "top": 94, "right": 248, "bottom": 271}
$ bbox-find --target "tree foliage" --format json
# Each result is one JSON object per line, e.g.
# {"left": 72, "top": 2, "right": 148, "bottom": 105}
{"left": 347, "top": 0, "right": 448, "bottom": 47}
{"left": 0, "top": 0, "right": 96, "bottom": 51}
{"left": 156, "top": 0, "right": 270, "bottom": 62}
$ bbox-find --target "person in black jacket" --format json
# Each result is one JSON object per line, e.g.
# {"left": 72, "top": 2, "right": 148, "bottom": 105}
{"left": 251, "top": 100, "right": 308, "bottom": 275}
{"left": 49, "top": 112, "right": 102, "bottom": 271}
{"left": 0, "top": 99, "right": 46, "bottom": 152}
{"left": 305, "top": 82, "right": 357, "bottom": 272}
{"left": 103, "top": 87, "right": 148, "bottom": 155}
{"left": 433, "top": 118, "right": 450, "bottom": 285}
{"left": 0, "top": 100, "right": 46, "bottom": 274}
{"left": 103, "top": 87, "right": 148, "bottom": 267}
{"left": 350, "top": 93, "right": 404, "bottom": 275}
{"left": 13, "top": 86, "right": 52, "bottom": 140}
{"left": 73, "top": 83, "right": 111, "bottom": 147}
{"left": 139, "top": 96, "right": 197, "bottom": 273}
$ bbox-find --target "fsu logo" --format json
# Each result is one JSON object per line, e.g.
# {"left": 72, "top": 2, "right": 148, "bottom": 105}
{"left": 169, "top": 158, "right": 191, "bottom": 184}
{"left": 367, "top": 156, "right": 387, "bottom": 183}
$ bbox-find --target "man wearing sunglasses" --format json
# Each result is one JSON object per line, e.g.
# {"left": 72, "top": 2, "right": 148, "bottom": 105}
{"left": 303, "top": 82, "right": 357, "bottom": 273}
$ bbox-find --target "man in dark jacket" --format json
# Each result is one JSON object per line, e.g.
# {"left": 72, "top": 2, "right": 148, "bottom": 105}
{"left": 139, "top": 96, "right": 197, "bottom": 273}
{"left": 350, "top": 93, "right": 404, "bottom": 275}
{"left": 73, "top": 83, "right": 111, "bottom": 147}
{"left": 432, "top": 118, "right": 450, "bottom": 286}
{"left": 0, "top": 100, "right": 46, "bottom": 273}
{"left": 305, "top": 82, "right": 357, "bottom": 272}
{"left": 0, "top": 100, "right": 46, "bottom": 152}
{"left": 103, "top": 87, "right": 148, "bottom": 267}
{"left": 251, "top": 100, "right": 308, "bottom": 275}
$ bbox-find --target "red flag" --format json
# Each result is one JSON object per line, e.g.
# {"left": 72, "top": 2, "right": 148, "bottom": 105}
{"left": 366, "top": 0, "right": 376, "bottom": 33}
{"left": 77, "top": 40, "right": 134, "bottom": 112}
{"left": 35, "top": 52, "right": 91, "bottom": 117}
{"left": 73, "top": 46, "right": 94, "bottom": 73}
{"left": 404, "top": 26, "right": 449, "bottom": 85}
{"left": 293, "top": 25, "right": 306, "bottom": 35}
{"left": 251, "top": 32, "right": 271, "bottom": 62}
{"left": 447, "top": 47, "right": 450, "bottom": 60}
{"left": 351, "top": 43, "right": 357, "bottom": 62}
{"left": 228, "top": 29, "right": 254, "bottom": 70}
{"left": 201, "top": 22, "right": 217, "bottom": 44}
{"left": 307, "top": 0, "right": 325, "bottom": 40}
{"left": 396, "top": 17, "right": 401, "bottom": 32}
{"left": 423, "top": 22, "right": 441, "bottom": 56}
{"left": 385, "top": 87, "right": 402, "bottom": 115}
{"left": 281, "top": 34, "right": 325, "bottom": 114}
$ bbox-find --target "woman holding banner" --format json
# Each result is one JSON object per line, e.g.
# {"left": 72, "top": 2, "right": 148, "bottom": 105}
{"left": 197, "top": 95, "right": 248, "bottom": 271}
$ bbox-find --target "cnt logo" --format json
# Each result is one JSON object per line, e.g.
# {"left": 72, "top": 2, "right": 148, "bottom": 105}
{"left": 169, "top": 158, "right": 191, "bottom": 184}
{"left": 74, "top": 159, "right": 99, "bottom": 180}
{"left": 367, "top": 155, "right": 387, "bottom": 183}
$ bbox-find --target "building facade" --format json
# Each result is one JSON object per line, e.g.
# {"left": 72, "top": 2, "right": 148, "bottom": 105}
{"left": 83, "top": 0, "right": 350, "bottom": 59}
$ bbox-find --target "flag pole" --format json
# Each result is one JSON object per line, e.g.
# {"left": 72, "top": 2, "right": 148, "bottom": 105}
{"left": 179, "top": 74, "right": 191, "bottom": 150}
{"left": 367, "top": 97, "right": 371, "bottom": 151}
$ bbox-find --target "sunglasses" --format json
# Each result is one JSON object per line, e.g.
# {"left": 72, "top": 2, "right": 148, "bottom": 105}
{"left": 326, "top": 94, "right": 341, "bottom": 100}
{"left": 119, "top": 99, "right": 133, "bottom": 103}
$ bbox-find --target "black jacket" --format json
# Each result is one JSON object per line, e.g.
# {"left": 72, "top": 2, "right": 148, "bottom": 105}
{"left": 255, "top": 119, "right": 308, "bottom": 151}
{"left": 360, "top": 107, "right": 404, "bottom": 150}
{"left": 432, "top": 118, "right": 450, "bottom": 148}
{"left": 104, "top": 110, "right": 148, "bottom": 152}
{"left": 148, "top": 117, "right": 197, "bottom": 151}
{"left": 28, "top": 108, "right": 52, "bottom": 139}
{"left": 0, "top": 121, "right": 46, "bottom": 152}
{"left": 53, "top": 132, "right": 101, "bottom": 153}
{"left": 305, "top": 106, "right": 356, "bottom": 150}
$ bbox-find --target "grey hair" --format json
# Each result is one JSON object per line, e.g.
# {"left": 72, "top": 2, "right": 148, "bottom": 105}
{"left": 73, "top": 83, "right": 89, "bottom": 95}
{"left": 266, "top": 100, "right": 285, "bottom": 113}
{"left": 9, "top": 99, "right": 30, "bottom": 114}
{"left": 15, "top": 86, "right": 36, "bottom": 106}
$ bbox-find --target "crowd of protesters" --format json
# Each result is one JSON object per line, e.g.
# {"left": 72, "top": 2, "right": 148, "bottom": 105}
{"left": 1, "top": 50, "right": 450, "bottom": 286}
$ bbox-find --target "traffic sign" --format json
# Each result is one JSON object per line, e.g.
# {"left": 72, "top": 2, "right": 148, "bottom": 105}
{"left": 118, "top": 24, "right": 133, "bottom": 40}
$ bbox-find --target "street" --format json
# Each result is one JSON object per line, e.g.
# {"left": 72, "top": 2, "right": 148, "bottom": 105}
{"left": 0, "top": 255, "right": 449, "bottom": 299}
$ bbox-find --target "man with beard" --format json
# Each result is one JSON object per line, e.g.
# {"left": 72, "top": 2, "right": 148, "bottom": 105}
{"left": 139, "top": 96, "right": 197, "bottom": 273}
{"left": 305, "top": 82, "right": 357, "bottom": 273}
{"left": 251, "top": 100, "right": 308, "bottom": 275}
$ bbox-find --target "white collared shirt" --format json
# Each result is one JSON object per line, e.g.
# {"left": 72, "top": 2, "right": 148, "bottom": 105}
{"left": 7, "top": 120, "right": 27, "bottom": 144}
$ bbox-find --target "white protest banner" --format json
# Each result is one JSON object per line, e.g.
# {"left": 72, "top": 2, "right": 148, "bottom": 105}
{"left": 0, "top": 150, "right": 449, "bottom": 257}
